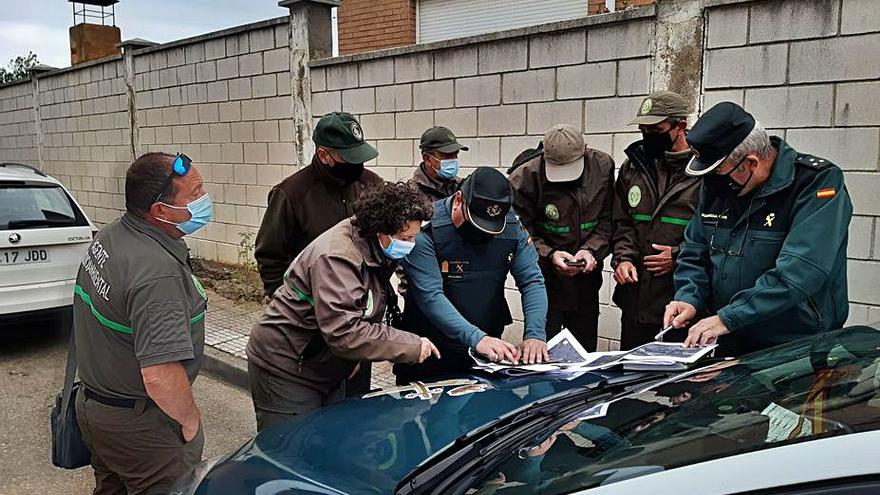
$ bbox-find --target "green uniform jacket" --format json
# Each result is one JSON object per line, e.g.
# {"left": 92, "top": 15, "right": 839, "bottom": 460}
{"left": 674, "top": 137, "right": 852, "bottom": 351}
{"left": 611, "top": 143, "right": 701, "bottom": 324}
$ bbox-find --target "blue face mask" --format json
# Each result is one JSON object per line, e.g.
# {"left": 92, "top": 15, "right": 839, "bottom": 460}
{"left": 433, "top": 157, "right": 460, "bottom": 180}
{"left": 158, "top": 193, "right": 214, "bottom": 235}
{"left": 382, "top": 237, "right": 416, "bottom": 260}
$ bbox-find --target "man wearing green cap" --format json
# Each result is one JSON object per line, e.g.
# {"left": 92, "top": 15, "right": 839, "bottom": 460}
{"left": 611, "top": 90, "right": 701, "bottom": 349}
{"left": 255, "top": 112, "right": 383, "bottom": 396}
{"left": 409, "top": 126, "right": 468, "bottom": 202}
{"left": 256, "top": 112, "right": 383, "bottom": 297}
{"left": 664, "top": 102, "right": 852, "bottom": 355}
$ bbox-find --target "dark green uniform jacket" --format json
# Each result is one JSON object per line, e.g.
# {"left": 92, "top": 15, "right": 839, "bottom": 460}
{"left": 611, "top": 144, "right": 700, "bottom": 324}
{"left": 509, "top": 147, "right": 615, "bottom": 310}
{"left": 254, "top": 155, "right": 383, "bottom": 296}
{"left": 674, "top": 137, "right": 853, "bottom": 350}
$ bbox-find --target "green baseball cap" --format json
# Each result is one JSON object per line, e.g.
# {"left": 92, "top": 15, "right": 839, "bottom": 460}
{"left": 313, "top": 112, "right": 378, "bottom": 164}
{"left": 419, "top": 126, "right": 469, "bottom": 153}
{"left": 629, "top": 90, "right": 690, "bottom": 126}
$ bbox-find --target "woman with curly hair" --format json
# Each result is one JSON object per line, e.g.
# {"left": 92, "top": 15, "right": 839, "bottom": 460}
{"left": 246, "top": 182, "right": 441, "bottom": 430}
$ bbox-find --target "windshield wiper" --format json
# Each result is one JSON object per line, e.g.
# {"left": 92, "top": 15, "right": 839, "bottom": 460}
{"left": 395, "top": 373, "right": 664, "bottom": 495}
{"left": 7, "top": 218, "right": 77, "bottom": 229}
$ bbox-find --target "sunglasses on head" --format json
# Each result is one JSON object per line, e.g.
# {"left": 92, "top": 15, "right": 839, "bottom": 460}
{"left": 154, "top": 153, "right": 192, "bottom": 203}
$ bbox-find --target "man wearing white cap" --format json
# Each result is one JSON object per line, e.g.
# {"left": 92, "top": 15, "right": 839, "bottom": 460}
{"left": 509, "top": 124, "right": 615, "bottom": 349}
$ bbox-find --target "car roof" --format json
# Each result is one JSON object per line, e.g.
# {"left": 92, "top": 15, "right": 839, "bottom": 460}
{"left": 0, "top": 163, "right": 61, "bottom": 186}
{"left": 574, "top": 429, "right": 880, "bottom": 495}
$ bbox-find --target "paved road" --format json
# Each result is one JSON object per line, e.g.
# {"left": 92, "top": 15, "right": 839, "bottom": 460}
{"left": 0, "top": 318, "right": 256, "bottom": 495}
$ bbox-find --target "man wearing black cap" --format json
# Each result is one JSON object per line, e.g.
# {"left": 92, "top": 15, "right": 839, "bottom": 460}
{"left": 663, "top": 102, "right": 853, "bottom": 355}
{"left": 255, "top": 111, "right": 383, "bottom": 395}
{"left": 409, "top": 126, "right": 468, "bottom": 202}
{"left": 611, "top": 91, "right": 702, "bottom": 349}
{"left": 509, "top": 124, "right": 615, "bottom": 350}
{"left": 395, "top": 167, "right": 549, "bottom": 383}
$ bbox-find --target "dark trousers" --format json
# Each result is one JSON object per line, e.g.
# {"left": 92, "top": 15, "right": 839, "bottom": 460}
{"left": 248, "top": 361, "right": 345, "bottom": 432}
{"left": 75, "top": 390, "right": 204, "bottom": 495}
{"left": 546, "top": 303, "right": 600, "bottom": 352}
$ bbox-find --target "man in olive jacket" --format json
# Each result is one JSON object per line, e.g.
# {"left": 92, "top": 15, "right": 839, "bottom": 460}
{"left": 612, "top": 91, "right": 701, "bottom": 349}
{"left": 665, "top": 102, "right": 852, "bottom": 355}
{"left": 510, "top": 124, "right": 615, "bottom": 349}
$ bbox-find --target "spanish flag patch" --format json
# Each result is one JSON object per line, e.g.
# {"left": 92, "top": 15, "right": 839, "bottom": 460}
{"left": 816, "top": 188, "right": 836, "bottom": 199}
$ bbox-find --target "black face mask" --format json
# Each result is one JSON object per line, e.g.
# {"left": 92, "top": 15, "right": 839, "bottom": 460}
{"left": 328, "top": 161, "right": 365, "bottom": 184}
{"left": 703, "top": 157, "right": 753, "bottom": 199}
{"left": 642, "top": 130, "right": 676, "bottom": 160}
{"left": 457, "top": 220, "right": 493, "bottom": 244}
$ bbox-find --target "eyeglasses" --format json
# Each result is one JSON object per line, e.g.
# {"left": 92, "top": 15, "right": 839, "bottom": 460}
{"left": 707, "top": 202, "right": 753, "bottom": 257}
{"left": 154, "top": 153, "right": 192, "bottom": 203}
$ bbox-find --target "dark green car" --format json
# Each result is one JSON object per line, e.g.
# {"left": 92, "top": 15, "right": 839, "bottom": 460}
{"left": 173, "top": 326, "right": 880, "bottom": 494}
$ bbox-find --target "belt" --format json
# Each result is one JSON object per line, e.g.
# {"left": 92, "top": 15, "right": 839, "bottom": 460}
{"left": 84, "top": 388, "right": 144, "bottom": 409}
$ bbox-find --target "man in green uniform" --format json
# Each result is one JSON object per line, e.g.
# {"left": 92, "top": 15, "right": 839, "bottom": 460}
{"left": 73, "top": 152, "right": 209, "bottom": 494}
{"left": 408, "top": 126, "right": 468, "bottom": 202}
{"left": 509, "top": 124, "right": 615, "bottom": 349}
{"left": 612, "top": 91, "right": 701, "bottom": 349}
{"left": 664, "top": 102, "right": 853, "bottom": 355}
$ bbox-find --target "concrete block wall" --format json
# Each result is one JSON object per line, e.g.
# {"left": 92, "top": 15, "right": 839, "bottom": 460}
{"left": 310, "top": 9, "right": 658, "bottom": 351}
{"left": 0, "top": 80, "right": 38, "bottom": 166}
{"left": 704, "top": 0, "right": 880, "bottom": 325}
{"left": 131, "top": 19, "right": 294, "bottom": 263}
{"left": 36, "top": 58, "right": 130, "bottom": 226}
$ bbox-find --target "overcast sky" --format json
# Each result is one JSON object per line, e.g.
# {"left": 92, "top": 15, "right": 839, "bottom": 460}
{"left": 1, "top": 0, "right": 320, "bottom": 70}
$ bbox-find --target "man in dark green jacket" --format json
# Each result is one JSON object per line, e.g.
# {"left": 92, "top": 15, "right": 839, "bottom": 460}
{"left": 664, "top": 102, "right": 852, "bottom": 355}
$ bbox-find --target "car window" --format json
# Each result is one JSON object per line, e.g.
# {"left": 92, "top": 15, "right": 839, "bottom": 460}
{"left": 0, "top": 184, "right": 84, "bottom": 230}
{"left": 468, "top": 327, "right": 880, "bottom": 494}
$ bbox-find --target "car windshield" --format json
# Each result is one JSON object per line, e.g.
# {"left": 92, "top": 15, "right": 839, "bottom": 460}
{"left": 0, "top": 184, "right": 82, "bottom": 230}
{"left": 468, "top": 326, "right": 880, "bottom": 494}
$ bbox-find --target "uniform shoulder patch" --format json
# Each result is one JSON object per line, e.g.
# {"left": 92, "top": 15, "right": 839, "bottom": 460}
{"left": 795, "top": 153, "right": 833, "bottom": 170}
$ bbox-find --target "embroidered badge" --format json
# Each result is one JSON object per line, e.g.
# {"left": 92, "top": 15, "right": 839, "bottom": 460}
{"left": 486, "top": 204, "right": 502, "bottom": 217}
{"left": 350, "top": 122, "right": 363, "bottom": 141}
{"left": 628, "top": 185, "right": 642, "bottom": 208}
{"left": 764, "top": 213, "right": 776, "bottom": 227}
{"left": 640, "top": 98, "right": 653, "bottom": 115}
{"left": 544, "top": 203, "right": 560, "bottom": 221}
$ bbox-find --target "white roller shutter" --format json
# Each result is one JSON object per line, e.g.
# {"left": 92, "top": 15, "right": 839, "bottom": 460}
{"left": 418, "top": 0, "right": 587, "bottom": 44}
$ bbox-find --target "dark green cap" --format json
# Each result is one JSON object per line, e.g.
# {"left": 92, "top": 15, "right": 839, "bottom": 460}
{"left": 629, "top": 90, "right": 690, "bottom": 126}
{"left": 313, "top": 112, "right": 378, "bottom": 164}
{"left": 419, "top": 126, "right": 469, "bottom": 153}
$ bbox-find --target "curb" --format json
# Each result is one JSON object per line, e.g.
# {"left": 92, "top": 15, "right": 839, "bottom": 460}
{"left": 202, "top": 346, "right": 250, "bottom": 391}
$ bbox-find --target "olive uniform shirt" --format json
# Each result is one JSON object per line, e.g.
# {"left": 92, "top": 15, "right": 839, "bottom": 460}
{"left": 73, "top": 213, "right": 207, "bottom": 400}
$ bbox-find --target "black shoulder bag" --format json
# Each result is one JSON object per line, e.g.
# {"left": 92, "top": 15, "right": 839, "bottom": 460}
{"left": 50, "top": 330, "right": 91, "bottom": 469}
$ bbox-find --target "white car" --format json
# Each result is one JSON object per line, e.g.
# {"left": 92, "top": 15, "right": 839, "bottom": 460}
{"left": 0, "top": 163, "right": 95, "bottom": 325}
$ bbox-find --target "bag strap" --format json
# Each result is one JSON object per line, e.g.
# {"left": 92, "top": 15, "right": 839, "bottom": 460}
{"left": 59, "top": 328, "right": 78, "bottom": 418}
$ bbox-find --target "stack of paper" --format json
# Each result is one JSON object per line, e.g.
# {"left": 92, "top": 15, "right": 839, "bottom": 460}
{"left": 468, "top": 329, "right": 718, "bottom": 376}
{"left": 620, "top": 342, "right": 717, "bottom": 371}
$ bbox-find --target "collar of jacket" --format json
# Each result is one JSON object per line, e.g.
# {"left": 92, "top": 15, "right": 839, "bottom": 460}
{"left": 663, "top": 148, "right": 694, "bottom": 170}
{"left": 754, "top": 136, "right": 797, "bottom": 199}
{"left": 347, "top": 219, "right": 386, "bottom": 269}
{"left": 310, "top": 153, "right": 355, "bottom": 188}
{"left": 121, "top": 212, "right": 190, "bottom": 267}
{"left": 413, "top": 162, "right": 461, "bottom": 193}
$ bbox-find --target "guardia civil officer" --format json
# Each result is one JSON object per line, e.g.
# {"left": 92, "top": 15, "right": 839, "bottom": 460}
{"left": 408, "top": 126, "right": 468, "bottom": 202}
{"left": 247, "top": 183, "right": 441, "bottom": 431}
{"left": 664, "top": 102, "right": 853, "bottom": 355}
{"left": 611, "top": 91, "right": 701, "bottom": 349}
{"left": 509, "top": 124, "right": 615, "bottom": 349}
{"left": 254, "top": 112, "right": 383, "bottom": 397}
{"left": 73, "top": 152, "right": 209, "bottom": 493}
{"left": 395, "top": 167, "right": 549, "bottom": 384}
